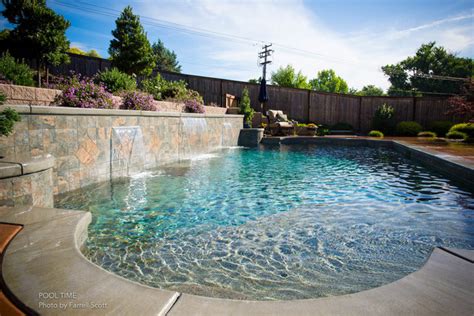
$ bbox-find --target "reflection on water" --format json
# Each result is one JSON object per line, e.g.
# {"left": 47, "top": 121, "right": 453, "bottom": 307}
{"left": 55, "top": 145, "right": 474, "bottom": 300}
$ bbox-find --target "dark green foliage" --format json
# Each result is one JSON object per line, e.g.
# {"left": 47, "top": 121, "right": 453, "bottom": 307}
{"left": 141, "top": 74, "right": 203, "bottom": 103}
{"left": 357, "top": 85, "right": 385, "bottom": 96}
{"left": 317, "top": 125, "right": 329, "bottom": 136}
{"left": 109, "top": 6, "right": 155, "bottom": 76}
{"left": 417, "top": 131, "right": 437, "bottom": 138}
{"left": 428, "top": 121, "right": 454, "bottom": 137}
{"left": 449, "top": 123, "right": 474, "bottom": 139}
{"left": 0, "top": 107, "right": 20, "bottom": 137}
{"left": 331, "top": 122, "right": 353, "bottom": 130}
{"left": 95, "top": 68, "right": 136, "bottom": 93}
{"left": 240, "top": 88, "right": 254, "bottom": 127}
{"left": 395, "top": 121, "right": 423, "bottom": 136}
{"left": 372, "top": 103, "right": 395, "bottom": 134}
{"left": 1, "top": 0, "right": 70, "bottom": 85}
{"left": 0, "top": 52, "right": 35, "bottom": 86}
{"left": 382, "top": 42, "right": 473, "bottom": 96}
{"left": 446, "top": 131, "right": 467, "bottom": 140}
{"left": 368, "top": 130, "right": 384, "bottom": 138}
{"left": 152, "top": 40, "right": 181, "bottom": 73}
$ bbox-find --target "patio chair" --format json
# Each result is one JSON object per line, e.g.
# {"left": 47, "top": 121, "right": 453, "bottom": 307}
{"left": 266, "top": 110, "right": 295, "bottom": 136}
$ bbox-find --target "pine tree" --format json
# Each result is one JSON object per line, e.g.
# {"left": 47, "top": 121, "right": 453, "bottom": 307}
{"left": 152, "top": 40, "right": 181, "bottom": 73}
{"left": 1, "top": 0, "right": 70, "bottom": 86}
{"left": 109, "top": 6, "right": 155, "bottom": 76}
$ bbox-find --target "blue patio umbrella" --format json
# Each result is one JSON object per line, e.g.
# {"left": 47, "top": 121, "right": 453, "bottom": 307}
{"left": 258, "top": 78, "right": 268, "bottom": 114}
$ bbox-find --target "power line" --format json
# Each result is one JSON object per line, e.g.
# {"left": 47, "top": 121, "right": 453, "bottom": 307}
{"left": 51, "top": 0, "right": 358, "bottom": 66}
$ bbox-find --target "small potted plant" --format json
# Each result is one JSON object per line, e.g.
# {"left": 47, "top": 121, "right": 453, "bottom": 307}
{"left": 240, "top": 88, "right": 254, "bottom": 128}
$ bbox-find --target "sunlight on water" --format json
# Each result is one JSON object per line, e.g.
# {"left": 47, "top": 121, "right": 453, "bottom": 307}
{"left": 55, "top": 145, "right": 474, "bottom": 300}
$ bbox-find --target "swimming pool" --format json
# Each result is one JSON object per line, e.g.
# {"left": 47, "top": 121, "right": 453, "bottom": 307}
{"left": 55, "top": 144, "right": 474, "bottom": 300}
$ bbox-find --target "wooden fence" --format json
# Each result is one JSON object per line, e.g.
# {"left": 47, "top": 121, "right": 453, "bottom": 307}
{"left": 45, "top": 53, "right": 454, "bottom": 131}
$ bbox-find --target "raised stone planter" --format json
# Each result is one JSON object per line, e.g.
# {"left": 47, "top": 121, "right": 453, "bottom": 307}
{"left": 0, "top": 155, "right": 55, "bottom": 207}
{"left": 238, "top": 128, "right": 264, "bottom": 147}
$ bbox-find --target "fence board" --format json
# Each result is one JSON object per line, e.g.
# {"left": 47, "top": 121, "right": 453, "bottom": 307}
{"left": 43, "top": 53, "right": 456, "bottom": 131}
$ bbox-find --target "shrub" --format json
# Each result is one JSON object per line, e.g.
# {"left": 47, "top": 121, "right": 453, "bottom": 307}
{"left": 417, "top": 131, "right": 437, "bottom": 138}
{"left": 446, "top": 131, "right": 468, "bottom": 140}
{"left": 0, "top": 52, "right": 35, "bottom": 86}
{"left": 428, "top": 121, "right": 454, "bottom": 137}
{"left": 307, "top": 123, "right": 317, "bottom": 128}
{"left": 184, "top": 99, "right": 205, "bottom": 113}
{"left": 331, "top": 122, "right": 353, "bottom": 130}
{"left": 368, "top": 130, "right": 384, "bottom": 138}
{"left": 395, "top": 121, "right": 422, "bottom": 136}
{"left": 54, "top": 74, "right": 117, "bottom": 109}
{"left": 240, "top": 88, "right": 254, "bottom": 126}
{"left": 449, "top": 123, "right": 474, "bottom": 138}
{"left": 317, "top": 124, "right": 329, "bottom": 136}
{"left": 141, "top": 74, "right": 203, "bottom": 103}
{"left": 95, "top": 68, "right": 136, "bottom": 93}
{"left": 120, "top": 91, "right": 156, "bottom": 111}
{"left": 372, "top": 103, "right": 395, "bottom": 134}
{"left": 0, "top": 107, "right": 21, "bottom": 137}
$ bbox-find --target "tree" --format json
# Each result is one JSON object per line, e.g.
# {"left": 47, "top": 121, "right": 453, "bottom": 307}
{"left": 240, "top": 88, "right": 254, "bottom": 127}
{"left": 109, "top": 6, "right": 155, "bottom": 76}
{"left": 271, "top": 65, "right": 309, "bottom": 89}
{"left": 68, "top": 47, "right": 101, "bottom": 58}
{"left": 1, "top": 0, "right": 70, "bottom": 86}
{"left": 248, "top": 77, "right": 261, "bottom": 84}
{"left": 309, "top": 69, "right": 348, "bottom": 93}
{"left": 348, "top": 87, "right": 358, "bottom": 95}
{"left": 357, "top": 85, "right": 385, "bottom": 96}
{"left": 382, "top": 42, "right": 473, "bottom": 96}
{"left": 152, "top": 40, "right": 181, "bottom": 73}
{"left": 446, "top": 82, "right": 474, "bottom": 121}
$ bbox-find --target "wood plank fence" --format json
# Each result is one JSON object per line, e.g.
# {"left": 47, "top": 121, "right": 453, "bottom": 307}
{"left": 45, "top": 53, "right": 455, "bottom": 131}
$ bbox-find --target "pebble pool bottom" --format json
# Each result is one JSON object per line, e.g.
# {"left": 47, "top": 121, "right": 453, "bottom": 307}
{"left": 55, "top": 145, "right": 474, "bottom": 300}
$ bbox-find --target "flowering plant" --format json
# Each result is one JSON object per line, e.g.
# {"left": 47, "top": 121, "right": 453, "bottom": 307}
{"left": 54, "top": 73, "right": 117, "bottom": 109}
{"left": 120, "top": 91, "right": 156, "bottom": 111}
{"left": 184, "top": 99, "right": 205, "bottom": 113}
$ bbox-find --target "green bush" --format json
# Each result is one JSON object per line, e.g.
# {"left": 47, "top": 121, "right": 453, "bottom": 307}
{"left": 417, "top": 131, "right": 437, "bottom": 138}
{"left": 331, "top": 122, "right": 353, "bottom": 130}
{"left": 368, "top": 130, "right": 384, "bottom": 138}
{"left": 446, "top": 131, "right": 468, "bottom": 140}
{"left": 0, "top": 52, "right": 35, "bottom": 86}
{"left": 449, "top": 123, "right": 474, "bottom": 138}
{"left": 95, "top": 68, "right": 136, "bottom": 93}
{"left": 0, "top": 107, "right": 21, "bottom": 137}
{"left": 428, "top": 121, "right": 454, "bottom": 137}
{"left": 141, "top": 74, "right": 203, "bottom": 103}
{"left": 395, "top": 121, "right": 422, "bottom": 136}
{"left": 240, "top": 88, "right": 254, "bottom": 127}
{"left": 317, "top": 124, "right": 329, "bottom": 136}
{"left": 372, "top": 103, "right": 395, "bottom": 135}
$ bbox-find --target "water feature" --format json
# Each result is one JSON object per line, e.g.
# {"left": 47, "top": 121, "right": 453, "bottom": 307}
{"left": 221, "top": 122, "right": 234, "bottom": 147}
{"left": 180, "top": 117, "right": 209, "bottom": 158}
{"left": 111, "top": 126, "right": 145, "bottom": 176}
{"left": 55, "top": 145, "right": 474, "bottom": 300}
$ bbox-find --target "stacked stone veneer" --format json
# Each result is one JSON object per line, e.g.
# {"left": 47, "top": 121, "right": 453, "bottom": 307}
{"left": 0, "top": 84, "right": 227, "bottom": 115}
{"left": 0, "top": 105, "right": 243, "bottom": 195}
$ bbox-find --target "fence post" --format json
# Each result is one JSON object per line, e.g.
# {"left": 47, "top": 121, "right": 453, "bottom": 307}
{"left": 358, "top": 96, "right": 363, "bottom": 132}
{"left": 307, "top": 90, "right": 311, "bottom": 123}
{"left": 412, "top": 97, "right": 417, "bottom": 121}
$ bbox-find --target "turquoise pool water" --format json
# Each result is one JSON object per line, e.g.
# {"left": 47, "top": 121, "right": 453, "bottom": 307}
{"left": 55, "top": 145, "right": 474, "bottom": 300}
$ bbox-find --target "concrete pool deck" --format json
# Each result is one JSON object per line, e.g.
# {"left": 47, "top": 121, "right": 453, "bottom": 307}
{"left": 0, "top": 205, "right": 473, "bottom": 316}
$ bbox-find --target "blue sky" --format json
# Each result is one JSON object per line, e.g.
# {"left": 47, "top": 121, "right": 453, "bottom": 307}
{"left": 1, "top": 0, "right": 473, "bottom": 89}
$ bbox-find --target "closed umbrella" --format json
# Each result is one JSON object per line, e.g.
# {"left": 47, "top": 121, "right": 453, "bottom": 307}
{"left": 258, "top": 78, "right": 268, "bottom": 114}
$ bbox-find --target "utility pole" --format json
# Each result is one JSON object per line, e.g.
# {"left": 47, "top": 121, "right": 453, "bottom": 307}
{"left": 259, "top": 44, "right": 274, "bottom": 81}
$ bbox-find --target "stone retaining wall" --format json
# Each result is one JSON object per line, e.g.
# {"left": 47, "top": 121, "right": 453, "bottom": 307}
{"left": 0, "top": 84, "right": 227, "bottom": 115}
{"left": 0, "top": 105, "right": 243, "bottom": 195}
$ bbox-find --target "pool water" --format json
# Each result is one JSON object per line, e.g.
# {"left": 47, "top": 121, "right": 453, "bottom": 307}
{"left": 55, "top": 145, "right": 474, "bottom": 300}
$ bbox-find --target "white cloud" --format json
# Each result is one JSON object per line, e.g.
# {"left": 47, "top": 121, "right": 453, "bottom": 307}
{"left": 87, "top": 0, "right": 474, "bottom": 90}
